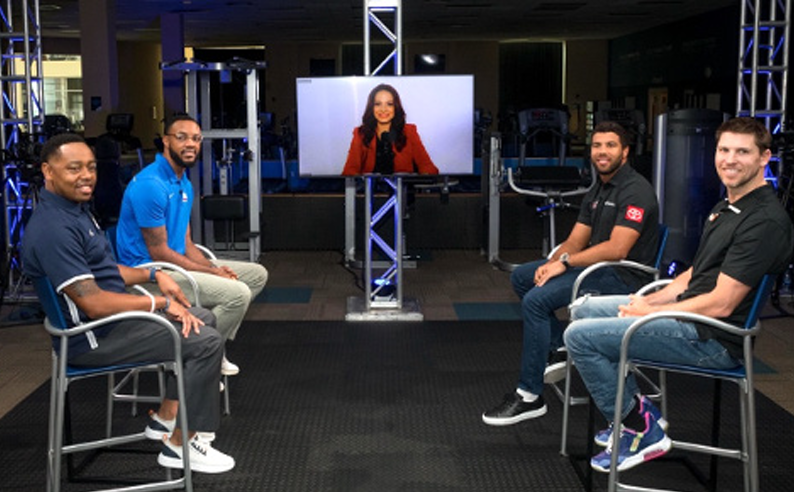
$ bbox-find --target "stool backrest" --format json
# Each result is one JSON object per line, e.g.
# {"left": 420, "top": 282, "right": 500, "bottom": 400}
{"left": 104, "top": 224, "right": 119, "bottom": 261}
{"left": 654, "top": 224, "right": 669, "bottom": 270}
{"left": 32, "top": 276, "right": 69, "bottom": 331}
{"left": 745, "top": 273, "right": 776, "bottom": 329}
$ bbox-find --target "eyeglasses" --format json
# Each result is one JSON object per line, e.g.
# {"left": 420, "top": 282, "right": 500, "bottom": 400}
{"left": 166, "top": 133, "right": 203, "bottom": 143}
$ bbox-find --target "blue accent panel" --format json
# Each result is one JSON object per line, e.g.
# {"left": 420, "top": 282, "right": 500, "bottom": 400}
{"left": 454, "top": 302, "right": 522, "bottom": 321}
{"left": 254, "top": 287, "right": 313, "bottom": 304}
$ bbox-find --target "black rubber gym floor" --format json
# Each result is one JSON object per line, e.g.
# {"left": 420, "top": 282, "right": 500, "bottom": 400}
{"left": 3, "top": 320, "right": 793, "bottom": 491}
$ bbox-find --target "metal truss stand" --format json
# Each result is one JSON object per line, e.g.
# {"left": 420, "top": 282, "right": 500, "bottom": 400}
{"left": 161, "top": 60, "right": 265, "bottom": 263}
{"left": 736, "top": 0, "right": 790, "bottom": 183}
{"left": 346, "top": 175, "right": 422, "bottom": 321}
{"left": 1, "top": 0, "right": 43, "bottom": 297}
{"left": 347, "top": 0, "right": 421, "bottom": 321}
{"left": 736, "top": 0, "right": 790, "bottom": 132}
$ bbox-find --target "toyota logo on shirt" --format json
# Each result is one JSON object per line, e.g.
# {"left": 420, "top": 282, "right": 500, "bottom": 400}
{"left": 625, "top": 206, "right": 644, "bottom": 223}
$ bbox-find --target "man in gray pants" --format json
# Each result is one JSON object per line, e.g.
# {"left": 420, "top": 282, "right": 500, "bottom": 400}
{"left": 22, "top": 133, "right": 235, "bottom": 474}
{"left": 115, "top": 114, "right": 268, "bottom": 376}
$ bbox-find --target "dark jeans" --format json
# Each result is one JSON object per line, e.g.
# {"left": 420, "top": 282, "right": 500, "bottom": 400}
{"left": 510, "top": 259, "right": 635, "bottom": 395}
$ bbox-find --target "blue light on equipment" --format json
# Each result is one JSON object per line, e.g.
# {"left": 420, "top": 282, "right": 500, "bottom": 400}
{"left": 667, "top": 260, "right": 688, "bottom": 278}
{"left": 372, "top": 278, "right": 395, "bottom": 297}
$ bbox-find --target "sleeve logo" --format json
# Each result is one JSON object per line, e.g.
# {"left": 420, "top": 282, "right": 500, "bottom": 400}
{"left": 625, "top": 206, "right": 644, "bottom": 223}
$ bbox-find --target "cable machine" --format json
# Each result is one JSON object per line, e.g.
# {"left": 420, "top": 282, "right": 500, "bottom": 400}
{"left": 160, "top": 59, "right": 265, "bottom": 263}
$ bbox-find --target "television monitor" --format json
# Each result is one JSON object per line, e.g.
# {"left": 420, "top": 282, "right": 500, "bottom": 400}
{"left": 296, "top": 75, "right": 474, "bottom": 176}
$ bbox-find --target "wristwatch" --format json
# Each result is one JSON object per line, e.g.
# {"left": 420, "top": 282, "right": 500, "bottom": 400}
{"left": 559, "top": 252, "right": 571, "bottom": 270}
{"left": 149, "top": 267, "right": 162, "bottom": 283}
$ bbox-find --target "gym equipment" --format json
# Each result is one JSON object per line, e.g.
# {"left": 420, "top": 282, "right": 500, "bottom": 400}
{"left": 507, "top": 108, "right": 594, "bottom": 258}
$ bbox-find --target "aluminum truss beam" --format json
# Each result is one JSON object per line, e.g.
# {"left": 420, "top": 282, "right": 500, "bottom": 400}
{"left": 1, "top": 0, "right": 43, "bottom": 292}
{"left": 736, "top": 0, "right": 790, "bottom": 131}
{"left": 346, "top": 0, "right": 422, "bottom": 320}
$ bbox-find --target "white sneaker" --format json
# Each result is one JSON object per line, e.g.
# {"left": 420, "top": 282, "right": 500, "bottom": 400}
{"left": 221, "top": 356, "right": 239, "bottom": 376}
{"left": 158, "top": 434, "right": 235, "bottom": 474}
{"left": 145, "top": 411, "right": 175, "bottom": 441}
{"left": 197, "top": 432, "right": 216, "bottom": 443}
{"left": 543, "top": 347, "right": 568, "bottom": 385}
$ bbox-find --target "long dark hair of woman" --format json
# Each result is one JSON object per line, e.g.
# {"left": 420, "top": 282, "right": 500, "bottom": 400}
{"left": 358, "top": 83, "right": 407, "bottom": 151}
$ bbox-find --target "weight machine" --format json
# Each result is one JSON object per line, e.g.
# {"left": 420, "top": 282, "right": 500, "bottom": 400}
{"left": 160, "top": 59, "right": 265, "bottom": 262}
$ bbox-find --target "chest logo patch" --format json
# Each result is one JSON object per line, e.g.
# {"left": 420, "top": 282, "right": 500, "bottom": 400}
{"left": 625, "top": 206, "right": 644, "bottom": 223}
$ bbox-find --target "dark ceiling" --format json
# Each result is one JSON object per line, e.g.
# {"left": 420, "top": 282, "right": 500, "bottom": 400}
{"left": 38, "top": 0, "right": 737, "bottom": 45}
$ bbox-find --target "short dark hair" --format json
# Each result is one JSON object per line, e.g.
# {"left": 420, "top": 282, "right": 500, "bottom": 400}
{"left": 715, "top": 117, "right": 772, "bottom": 153}
{"left": 592, "top": 121, "right": 630, "bottom": 148}
{"left": 164, "top": 113, "right": 200, "bottom": 134}
{"left": 40, "top": 133, "right": 87, "bottom": 163}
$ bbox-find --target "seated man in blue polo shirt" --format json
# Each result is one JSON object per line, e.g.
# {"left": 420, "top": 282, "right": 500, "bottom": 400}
{"left": 115, "top": 114, "right": 268, "bottom": 377}
{"left": 22, "top": 133, "right": 235, "bottom": 473}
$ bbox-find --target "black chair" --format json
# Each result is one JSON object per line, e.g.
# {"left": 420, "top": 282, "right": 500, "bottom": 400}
{"left": 201, "top": 195, "right": 247, "bottom": 251}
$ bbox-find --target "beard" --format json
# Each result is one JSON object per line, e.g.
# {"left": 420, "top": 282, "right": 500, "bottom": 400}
{"left": 169, "top": 147, "right": 197, "bottom": 169}
{"left": 594, "top": 157, "right": 622, "bottom": 176}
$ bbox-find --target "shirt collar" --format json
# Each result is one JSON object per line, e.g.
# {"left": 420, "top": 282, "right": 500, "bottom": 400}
{"left": 599, "top": 162, "right": 633, "bottom": 189}
{"left": 39, "top": 188, "right": 90, "bottom": 217}
{"left": 718, "top": 184, "right": 773, "bottom": 215}
{"left": 155, "top": 153, "right": 184, "bottom": 185}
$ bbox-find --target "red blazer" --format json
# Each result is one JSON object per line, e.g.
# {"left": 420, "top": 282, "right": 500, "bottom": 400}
{"left": 342, "top": 124, "right": 439, "bottom": 176}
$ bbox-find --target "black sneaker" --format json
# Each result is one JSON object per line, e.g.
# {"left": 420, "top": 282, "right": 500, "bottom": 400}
{"left": 482, "top": 392, "right": 547, "bottom": 426}
{"left": 544, "top": 347, "right": 568, "bottom": 384}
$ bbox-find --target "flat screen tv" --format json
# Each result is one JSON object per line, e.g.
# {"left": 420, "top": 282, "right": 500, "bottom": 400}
{"left": 296, "top": 75, "right": 474, "bottom": 176}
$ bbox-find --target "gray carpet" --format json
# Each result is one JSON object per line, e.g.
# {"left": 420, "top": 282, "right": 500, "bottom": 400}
{"left": 2, "top": 320, "right": 793, "bottom": 491}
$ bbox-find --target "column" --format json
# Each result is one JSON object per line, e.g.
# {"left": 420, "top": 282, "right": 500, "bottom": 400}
{"left": 78, "top": 0, "right": 118, "bottom": 136}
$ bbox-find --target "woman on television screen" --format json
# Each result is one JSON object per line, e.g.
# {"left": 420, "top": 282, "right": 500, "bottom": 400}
{"left": 342, "top": 83, "right": 439, "bottom": 176}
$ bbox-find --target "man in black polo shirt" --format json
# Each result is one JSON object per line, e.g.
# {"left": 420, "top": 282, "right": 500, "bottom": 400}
{"left": 22, "top": 133, "right": 235, "bottom": 474}
{"left": 565, "top": 117, "right": 793, "bottom": 473}
{"left": 483, "top": 121, "right": 660, "bottom": 425}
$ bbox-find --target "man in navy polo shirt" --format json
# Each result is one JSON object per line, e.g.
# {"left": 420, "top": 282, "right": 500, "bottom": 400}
{"left": 22, "top": 133, "right": 235, "bottom": 474}
{"left": 482, "top": 121, "right": 660, "bottom": 426}
{"left": 565, "top": 117, "right": 793, "bottom": 473}
{"left": 115, "top": 114, "right": 268, "bottom": 377}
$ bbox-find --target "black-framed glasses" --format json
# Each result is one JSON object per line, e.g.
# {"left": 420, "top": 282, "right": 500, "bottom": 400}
{"left": 166, "top": 133, "right": 203, "bottom": 143}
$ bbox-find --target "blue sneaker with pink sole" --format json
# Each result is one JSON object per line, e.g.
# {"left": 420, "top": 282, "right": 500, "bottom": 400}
{"left": 594, "top": 395, "right": 668, "bottom": 447}
{"left": 590, "top": 399, "right": 672, "bottom": 473}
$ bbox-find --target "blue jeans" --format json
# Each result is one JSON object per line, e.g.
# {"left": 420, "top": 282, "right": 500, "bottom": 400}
{"left": 564, "top": 295, "right": 740, "bottom": 421}
{"left": 510, "top": 260, "right": 635, "bottom": 395}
